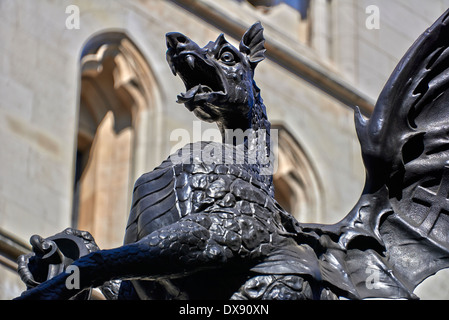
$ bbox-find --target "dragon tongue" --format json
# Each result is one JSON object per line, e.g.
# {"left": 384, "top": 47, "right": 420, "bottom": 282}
{"left": 177, "top": 84, "right": 201, "bottom": 104}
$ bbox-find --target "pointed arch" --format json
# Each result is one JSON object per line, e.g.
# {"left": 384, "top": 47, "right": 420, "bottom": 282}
{"left": 73, "top": 31, "right": 160, "bottom": 248}
{"left": 272, "top": 124, "right": 324, "bottom": 223}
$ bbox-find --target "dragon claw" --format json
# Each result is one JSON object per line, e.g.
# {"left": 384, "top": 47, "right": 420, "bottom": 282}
{"left": 17, "top": 253, "right": 40, "bottom": 288}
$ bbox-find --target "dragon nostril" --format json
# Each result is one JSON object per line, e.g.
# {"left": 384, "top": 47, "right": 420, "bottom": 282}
{"left": 177, "top": 35, "right": 187, "bottom": 43}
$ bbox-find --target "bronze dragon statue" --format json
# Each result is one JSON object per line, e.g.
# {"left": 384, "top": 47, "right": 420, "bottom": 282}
{"left": 14, "top": 9, "right": 449, "bottom": 299}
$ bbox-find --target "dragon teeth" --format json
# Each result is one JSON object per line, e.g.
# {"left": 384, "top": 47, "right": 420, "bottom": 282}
{"left": 186, "top": 55, "right": 195, "bottom": 70}
{"left": 170, "top": 63, "right": 177, "bottom": 76}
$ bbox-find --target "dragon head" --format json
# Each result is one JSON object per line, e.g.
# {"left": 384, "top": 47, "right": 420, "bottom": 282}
{"left": 166, "top": 22, "right": 266, "bottom": 133}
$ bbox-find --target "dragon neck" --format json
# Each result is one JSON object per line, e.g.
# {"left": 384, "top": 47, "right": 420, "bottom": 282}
{"left": 221, "top": 81, "right": 274, "bottom": 195}
{"left": 250, "top": 84, "right": 274, "bottom": 195}
{"left": 250, "top": 84, "right": 270, "bottom": 132}
{"left": 249, "top": 84, "right": 272, "bottom": 169}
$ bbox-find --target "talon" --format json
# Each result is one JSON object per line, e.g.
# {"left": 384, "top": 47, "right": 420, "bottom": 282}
{"left": 17, "top": 253, "right": 40, "bottom": 288}
{"left": 30, "top": 235, "right": 47, "bottom": 254}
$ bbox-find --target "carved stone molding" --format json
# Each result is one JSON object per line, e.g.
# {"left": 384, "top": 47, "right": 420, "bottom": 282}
{"left": 272, "top": 125, "right": 323, "bottom": 223}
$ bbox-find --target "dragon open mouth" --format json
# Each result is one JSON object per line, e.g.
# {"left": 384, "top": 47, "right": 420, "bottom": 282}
{"left": 173, "top": 54, "right": 226, "bottom": 107}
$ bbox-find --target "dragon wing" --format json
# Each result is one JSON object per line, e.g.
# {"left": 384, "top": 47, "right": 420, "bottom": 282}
{"left": 299, "top": 9, "right": 449, "bottom": 299}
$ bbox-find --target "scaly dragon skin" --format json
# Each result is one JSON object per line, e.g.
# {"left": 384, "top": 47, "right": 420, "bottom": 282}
{"left": 16, "top": 23, "right": 336, "bottom": 300}
{"left": 18, "top": 10, "right": 449, "bottom": 300}
{"left": 15, "top": 143, "right": 331, "bottom": 299}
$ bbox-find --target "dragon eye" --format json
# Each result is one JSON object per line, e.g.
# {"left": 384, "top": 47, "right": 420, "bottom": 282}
{"left": 220, "top": 51, "right": 235, "bottom": 63}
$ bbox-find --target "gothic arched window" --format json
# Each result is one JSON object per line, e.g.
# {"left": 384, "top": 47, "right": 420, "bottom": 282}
{"left": 272, "top": 125, "right": 324, "bottom": 223}
{"left": 73, "top": 31, "right": 159, "bottom": 248}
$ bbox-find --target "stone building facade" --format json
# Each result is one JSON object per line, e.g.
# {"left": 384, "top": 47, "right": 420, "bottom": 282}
{"left": 1, "top": 0, "right": 449, "bottom": 299}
